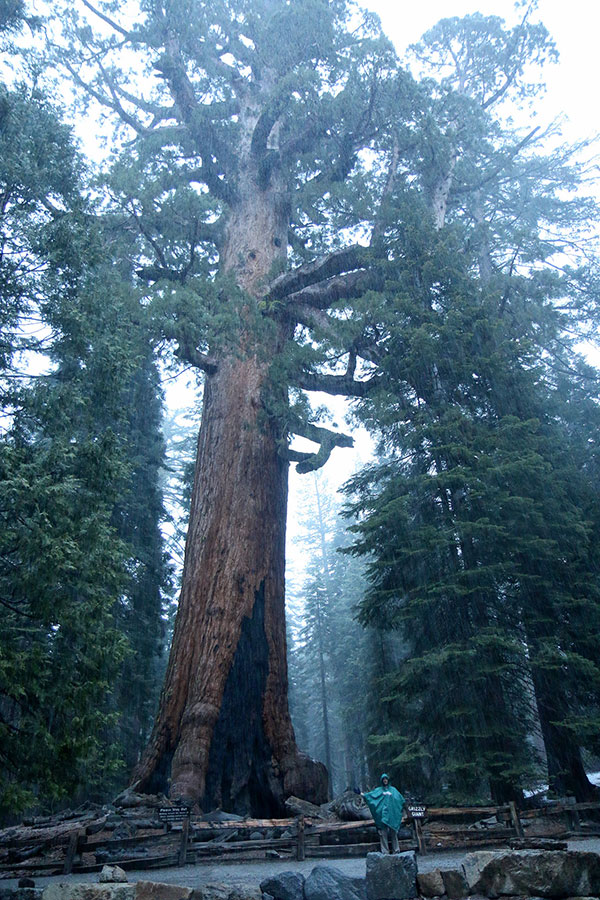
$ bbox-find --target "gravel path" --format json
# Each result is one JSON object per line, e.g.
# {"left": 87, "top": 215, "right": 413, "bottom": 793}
{"left": 3, "top": 837, "right": 600, "bottom": 892}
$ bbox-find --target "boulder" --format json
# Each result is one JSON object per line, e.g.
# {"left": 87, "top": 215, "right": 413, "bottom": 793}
{"left": 226, "top": 888, "right": 262, "bottom": 900}
{"left": 113, "top": 791, "right": 168, "bottom": 810}
{"left": 134, "top": 883, "right": 192, "bottom": 899}
{"left": 188, "top": 886, "right": 230, "bottom": 900}
{"left": 112, "top": 823, "right": 137, "bottom": 841}
{"left": 366, "top": 851, "right": 417, "bottom": 900}
{"left": 284, "top": 797, "right": 327, "bottom": 820}
{"left": 99, "top": 867, "right": 128, "bottom": 883}
{"left": 462, "top": 849, "right": 600, "bottom": 898}
{"left": 259, "top": 871, "right": 305, "bottom": 900}
{"left": 305, "top": 865, "right": 365, "bottom": 900}
{"left": 42, "top": 885, "right": 135, "bottom": 900}
{"left": 416, "top": 870, "right": 445, "bottom": 898}
{"left": 440, "top": 870, "right": 469, "bottom": 900}
{"left": 189, "top": 886, "right": 259, "bottom": 900}
{"left": 329, "top": 792, "right": 371, "bottom": 823}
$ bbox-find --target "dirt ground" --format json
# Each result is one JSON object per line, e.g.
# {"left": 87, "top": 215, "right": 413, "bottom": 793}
{"left": 3, "top": 837, "right": 600, "bottom": 893}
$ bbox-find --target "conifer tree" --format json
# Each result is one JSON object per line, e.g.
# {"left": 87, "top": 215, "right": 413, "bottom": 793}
{"left": 343, "top": 11, "right": 600, "bottom": 803}
{"left": 0, "top": 9, "right": 170, "bottom": 807}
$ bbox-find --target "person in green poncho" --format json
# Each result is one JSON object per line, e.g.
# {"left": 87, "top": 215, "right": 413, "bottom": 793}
{"left": 362, "top": 773, "right": 405, "bottom": 853}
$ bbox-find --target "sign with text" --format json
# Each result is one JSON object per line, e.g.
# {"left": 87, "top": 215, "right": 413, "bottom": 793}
{"left": 406, "top": 804, "right": 427, "bottom": 819}
{"left": 158, "top": 806, "right": 191, "bottom": 823}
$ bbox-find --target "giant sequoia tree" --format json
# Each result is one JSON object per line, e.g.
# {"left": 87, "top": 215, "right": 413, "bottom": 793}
{"left": 52, "top": 0, "right": 413, "bottom": 813}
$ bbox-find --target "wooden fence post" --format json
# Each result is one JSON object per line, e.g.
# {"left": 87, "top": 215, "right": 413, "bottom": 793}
{"left": 178, "top": 818, "right": 190, "bottom": 866}
{"left": 62, "top": 832, "right": 80, "bottom": 875}
{"left": 565, "top": 797, "right": 581, "bottom": 834}
{"left": 509, "top": 801, "right": 524, "bottom": 838}
{"left": 296, "top": 816, "right": 305, "bottom": 861}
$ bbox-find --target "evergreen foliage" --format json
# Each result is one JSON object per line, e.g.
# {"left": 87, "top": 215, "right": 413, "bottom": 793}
{"left": 0, "top": 11, "right": 170, "bottom": 811}
{"left": 342, "top": 11, "right": 600, "bottom": 803}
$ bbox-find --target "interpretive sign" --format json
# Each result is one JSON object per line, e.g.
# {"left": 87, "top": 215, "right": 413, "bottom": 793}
{"left": 158, "top": 806, "right": 191, "bottom": 823}
{"left": 406, "top": 804, "right": 427, "bottom": 819}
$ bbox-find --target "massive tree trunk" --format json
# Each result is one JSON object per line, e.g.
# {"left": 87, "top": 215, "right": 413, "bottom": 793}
{"left": 131, "top": 141, "right": 328, "bottom": 813}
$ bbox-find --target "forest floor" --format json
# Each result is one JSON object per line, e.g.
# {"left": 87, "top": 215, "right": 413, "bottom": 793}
{"left": 3, "top": 837, "right": 600, "bottom": 892}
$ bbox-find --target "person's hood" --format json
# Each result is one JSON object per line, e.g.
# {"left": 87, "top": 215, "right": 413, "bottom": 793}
{"left": 380, "top": 773, "right": 390, "bottom": 784}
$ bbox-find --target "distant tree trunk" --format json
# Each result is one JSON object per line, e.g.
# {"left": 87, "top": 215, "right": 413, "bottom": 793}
{"left": 531, "top": 666, "right": 597, "bottom": 802}
{"left": 131, "top": 145, "right": 328, "bottom": 813}
{"left": 313, "top": 478, "right": 333, "bottom": 797}
{"left": 314, "top": 592, "right": 333, "bottom": 797}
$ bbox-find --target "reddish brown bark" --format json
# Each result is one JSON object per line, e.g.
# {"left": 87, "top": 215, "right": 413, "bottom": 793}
{"left": 131, "top": 143, "right": 328, "bottom": 813}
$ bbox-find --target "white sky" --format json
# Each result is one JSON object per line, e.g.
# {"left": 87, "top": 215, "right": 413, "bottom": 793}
{"left": 368, "top": 0, "right": 600, "bottom": 147}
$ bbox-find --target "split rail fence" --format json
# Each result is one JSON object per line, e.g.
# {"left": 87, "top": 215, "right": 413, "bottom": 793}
{"left": 2, "top": 800, "right": 600, "bottom": 879}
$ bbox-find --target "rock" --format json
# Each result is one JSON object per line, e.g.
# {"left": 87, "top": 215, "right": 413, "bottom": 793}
{"left": 365, "top": 852, "right": 417, "bottom": 900}
{"left": 349, "top": 878, "right": 367, "bottom": 900}
{"left": 134, "top": 883, "right": 192, "bottom": 899}
{"left": 265, "top": 850, "right": 280, "bottom": 859}
{"left": 305, "top": 865, "right": 365, "bottom": 900}
{"left": 113, "top": 790, "right": 168, "bottom": 810}
{"left": 42, "top": 885, "right": 135, "bottom": 899}
{"left": 259, "top": 871, "right": 305, "bottom": 900}
{"left": 462, "top": 850, "right": 500, "bottom": 889}
{"left": 111, "top": 822, "right": 137, "bottom": 841}
{"left": 227, "top": 888, "right": 262, "bottom": 900}
{"left": 99, "top": 866, "right": 128, "bottom": 883}
{"left": 188, "top": 885, "right": 230, "bottom": 900}
{"left": 86, "top": 818, "right": 109, "bottom": 836}
{"left": 249, "top": 832, "right": 264, "bottom": 840}
{"left": 462, "top": 849, "right": 600, "bottom": 897}
{"left": 440, "top": 870, "right": 469, "bottom": 899}
{"left": 280, "top": 831, "right": 292, "bottom": 840}
{"left": 329, "top": 792, "right": 371, "bottom": 822}
{"left": 284, "top": 797, "right": 328, "bottom": 820}
{"left": 18, "top": 880, "right": 36, "bottom": 889}
{"left": 416, "top": 870, "right": 445, "bottom": 898}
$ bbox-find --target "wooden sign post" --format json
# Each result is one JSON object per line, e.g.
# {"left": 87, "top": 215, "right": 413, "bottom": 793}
{"left": 158, "top": 806, "right": 191, "bottom": 865}
{"left": 405, "top": 804, "right": 427, "bottom": 855}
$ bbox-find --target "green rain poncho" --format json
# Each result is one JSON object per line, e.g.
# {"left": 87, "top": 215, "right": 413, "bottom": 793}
{"left": 363, "top": 774, "right": 405, "bottom": 831}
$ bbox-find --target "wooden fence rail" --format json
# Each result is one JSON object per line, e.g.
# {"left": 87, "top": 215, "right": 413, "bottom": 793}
{"left": 2, "top": 800, "right": 600, "bottom": 879}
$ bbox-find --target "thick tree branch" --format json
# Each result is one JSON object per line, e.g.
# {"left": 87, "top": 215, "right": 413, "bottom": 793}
{"left": 285, "top": 267, "right": 384, "bottom": 311}
{"left": 294, "top": 369, "right": 375, "bottom": 398}
{"left": 267, "top": 245, "right": 368, "bottom": 301}
{"left": 288, "top": 422, "right": 354, "bottom": 474}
